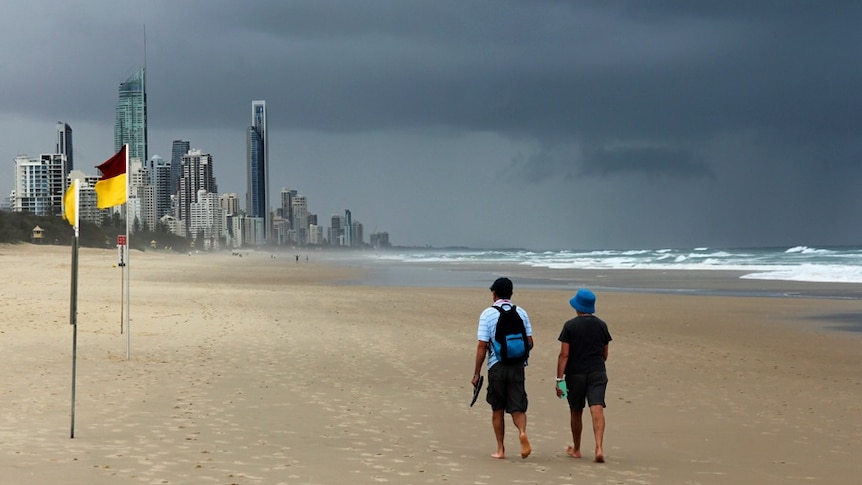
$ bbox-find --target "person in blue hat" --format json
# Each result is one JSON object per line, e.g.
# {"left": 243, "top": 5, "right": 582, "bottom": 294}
{"left": 555, "top": 288, "right": 612, "bottom": 463}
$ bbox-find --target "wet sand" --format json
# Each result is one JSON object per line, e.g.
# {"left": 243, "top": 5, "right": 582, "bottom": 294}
{"left": 1, "top": 243, "right": 860, "bottom": 484}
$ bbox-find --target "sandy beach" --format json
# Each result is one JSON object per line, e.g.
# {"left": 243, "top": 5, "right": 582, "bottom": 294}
{"left": 1, "top": 243, "right": 860, "bottom": 484}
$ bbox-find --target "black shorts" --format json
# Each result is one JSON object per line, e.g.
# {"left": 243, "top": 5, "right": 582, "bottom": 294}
{"left": 486, "top": 363, "right": 528, "bottom": 414}
{"left": 566, "top": 371, "right": 608, "bottom": 411}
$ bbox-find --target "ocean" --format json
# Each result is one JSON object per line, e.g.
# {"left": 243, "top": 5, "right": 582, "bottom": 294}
{"left": 366, "top": 245, "right": 862, "bottom": 284}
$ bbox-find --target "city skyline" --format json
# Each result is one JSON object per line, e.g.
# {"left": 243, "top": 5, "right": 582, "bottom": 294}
{"left": 3, "top": 2, "right": 862, "bottom": 250}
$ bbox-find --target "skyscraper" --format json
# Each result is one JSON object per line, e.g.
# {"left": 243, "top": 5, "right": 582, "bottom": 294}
{"left": 170, "top": 140, "right": 190, "bottom": 198}
{"left": 178, "top": 149, "right": 217, "bottom": 237}
{"left": 114, "top": 68, "right": 148, "bottom": 162}
{"left": 149, "top": 155, "right": 172, "bottom": 221}
{"left": 247, "top": 100, "right": 269, "bottom": 239}
{"left": 56, "top": 122, "right": 73, "bottom": 172}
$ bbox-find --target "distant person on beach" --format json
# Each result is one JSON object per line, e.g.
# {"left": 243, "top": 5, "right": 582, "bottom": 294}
{"left": 472, "top": 277, "right": 534, "bottom": 459}
{"left": 556, "top": 288, "right": 612, "bottom": 463}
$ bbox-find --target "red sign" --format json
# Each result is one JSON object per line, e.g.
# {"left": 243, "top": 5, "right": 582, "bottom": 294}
{"left": 117, "top": 235, "right": 127, "bottom": 246}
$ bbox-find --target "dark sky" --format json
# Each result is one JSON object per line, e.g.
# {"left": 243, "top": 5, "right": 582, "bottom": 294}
{"left": 3, "top": 0, "right": 862, "bottom": 249}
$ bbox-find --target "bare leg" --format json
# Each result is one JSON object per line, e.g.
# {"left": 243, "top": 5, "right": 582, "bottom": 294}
{"left": 511, "top": 411, "right": 531, "bottom": 458}
{"left": 589, "top": 404, "right": 605, "bottom": 463}
{"left": 491, "top": 410, "right": 505, "bottom": 458}
{"left": 566, "top": 409, "right": 583, "bottom": 458}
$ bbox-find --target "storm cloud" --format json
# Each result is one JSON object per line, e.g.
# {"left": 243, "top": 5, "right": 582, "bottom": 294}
{"left": 2, "top": 0, "right": 862, "bottom": 249}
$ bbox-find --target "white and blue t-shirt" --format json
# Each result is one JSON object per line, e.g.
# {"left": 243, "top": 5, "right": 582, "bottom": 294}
{"left": 477, "top": 299, "right": 533, "bottom": 369}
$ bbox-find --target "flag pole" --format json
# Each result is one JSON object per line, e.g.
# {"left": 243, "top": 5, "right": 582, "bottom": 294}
{"left": 125, "top": 144, "right": 131, "bottom": 360}
{"left": 69, "top": 179, "right": 80, "bottom": 438}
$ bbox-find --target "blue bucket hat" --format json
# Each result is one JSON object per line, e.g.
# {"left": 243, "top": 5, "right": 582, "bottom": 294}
{"left": 570, "top": 289, "right": 596, "bottom": 314}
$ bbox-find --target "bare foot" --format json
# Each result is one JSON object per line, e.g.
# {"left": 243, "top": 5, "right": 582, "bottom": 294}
{"left": 491, "top": 448, "right": 505, "bottom": 459}
{"left": 566, "top": 445, "right": 581, "bottom": 458}
{"left": 519, "top": 432, "right": 531, "bottom": 459}
{"left": 594, "top": 450, "right": 605, "bottom": 463}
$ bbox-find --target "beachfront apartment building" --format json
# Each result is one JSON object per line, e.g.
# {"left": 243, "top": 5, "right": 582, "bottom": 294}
{"left": 66, "top": 170, "right": 101, "bottom": 225}
{"left": 148, "top": 155, "right": 173, "bottom": 221}
{"left": 177, "top": 149, "right": 217, "bottom": 237}
{"left": 13, "top": 153, "right": 68, "bottom": 217}
{"left": 189, "top": 189, "right": 224, "bottom": 248}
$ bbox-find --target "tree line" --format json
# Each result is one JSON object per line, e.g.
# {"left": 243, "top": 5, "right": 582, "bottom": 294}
{"left": 0, "top": 211, "right": 191, "bottom": 252}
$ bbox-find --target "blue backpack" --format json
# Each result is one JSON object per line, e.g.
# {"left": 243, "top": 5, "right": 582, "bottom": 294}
{"left": 492, "top": 304, "right": 530, "bottom": 365}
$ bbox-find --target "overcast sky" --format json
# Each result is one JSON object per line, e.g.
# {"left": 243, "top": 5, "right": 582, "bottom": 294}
{"left": 3, "top": 0, "right": 862, "bottom": 250}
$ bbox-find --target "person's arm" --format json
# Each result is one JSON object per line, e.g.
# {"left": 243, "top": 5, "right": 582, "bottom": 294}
{"left": 556, "top": 341, "right": 569, "bottom": 396}
{"left": 472, "top": 340, "right": 488, "bottom": 386}
{"left": 602, "top": 344, "right": 609, "bottom": 362}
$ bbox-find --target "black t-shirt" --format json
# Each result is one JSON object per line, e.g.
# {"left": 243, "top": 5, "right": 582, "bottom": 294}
{"left": 558, "top": 315, "right": 612, "bottom": 375}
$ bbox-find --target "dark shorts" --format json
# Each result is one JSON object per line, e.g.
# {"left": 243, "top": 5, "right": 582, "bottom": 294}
{"left": 566, "top": 371, "right": 608, "bottom": 411}
{"left": 486, "top": 363, "right": 528, "bottom": 414}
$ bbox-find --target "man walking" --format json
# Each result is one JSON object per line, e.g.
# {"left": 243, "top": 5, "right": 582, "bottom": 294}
{"left": 556, "top": 288, "right": 612, "bottom": 463}
{"left": 472, "top": 277, "right": 534, "bottom": 459}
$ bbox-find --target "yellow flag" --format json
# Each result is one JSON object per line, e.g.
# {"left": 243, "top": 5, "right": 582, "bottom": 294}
{"left": 63, "top": 180, "right": 77, "bottom": 227}
{"left": 94, "top": 145, "right": 128, "bottom": 209}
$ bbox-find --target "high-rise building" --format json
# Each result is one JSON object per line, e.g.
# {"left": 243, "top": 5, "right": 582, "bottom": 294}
{"left": 330, "top": 214, "right": 344, "bottom": 246}
{"left": 344, "top": 209, "right": 353, "bottom": 247}
{"left": 246, "top": 100, "right": 269, "bottom": 240}
{"left": 189, "top": 189, "right": 224, "bottom": 247}
{"left": 170, "top": 140, "right": 190, "bottom": 197}
{"left": 280, "top": 187, "right": 296, "bottom": 232}
{"left": 66, "top": 170, "right": 101, "bottom": 225}
{"left": 177, "top": 149, "right": 217, "bottom": 236}
{"left": 149, "top": 155, "right": 172, "bottom": 221}
{"left": 292, "top": 194, "right": 308, "bottom": 245}
{"left": 13, "top": 154, "right": 68, "bottom": 217}
{"left": 128, "top": 158, "right": 155, "bottom": 231}
{"left": 56, "top": 122, "right": 73, "bottom": 173}
{"left": 219, "top": 193, "right": 240, "bottom": 216}
{"left": 114, "top": 68, "right": 148, "bottom": 162}
{"left": 351, "top": 220, "right": 364, "bottom": 247}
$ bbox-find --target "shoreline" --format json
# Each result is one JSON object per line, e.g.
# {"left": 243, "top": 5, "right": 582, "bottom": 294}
{"left": 329, "top": 253, "right": 862, "bottom": 300}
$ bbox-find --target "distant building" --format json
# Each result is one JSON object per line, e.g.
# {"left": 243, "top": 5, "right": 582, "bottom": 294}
{"left": 344, "top": 209, "right": 352, "bottom": 247}
{"left": 114, "top": 68, "right": 148, "bottom": 163}
{"left": 330, "top": 214, "right": 344, "bottom": 246}
{"left": 67, "top": 170, "right": 101, "bottom": 225}
{"left": 56, "top": 122, "right": 73, "bottom": 173}
{"left": 128, "top": 158, "right": 155, "bottom": 231}
{"left": 247, "top": 100, "right": 269, "bottom": 240}
{"left": 219, "top": 193, "right": 239, "bottom": 216}
{"left": 177, "top": 149, "right": 217, "bottom": 237}
{"left": 170, "top": 140, "right": 190, "bottom": 198}
{"left": 13, "top": 153, "right": 68, "bottom": 217}
{"left": 370, "top": 232, "right": 391, "bottom": 248}
{"left": 291, "top": 194, "right": 308, "bottom": 245}
{"left": 351, "top": 220, "right": 364, "bottom": 247}
{"left": 280, "top": 187, "right": 296, "bottom": 236}
{"left": 244, "top": 217, "right": 265, "bottom": 246}
{"left": 308, "top": 223, "right": 324, "bottom": 245}
{"left": 149, "top": 155, "right": 172, "bottom": 221}
{"left": 189, "top": 189, "right": 224, "bottom": 248}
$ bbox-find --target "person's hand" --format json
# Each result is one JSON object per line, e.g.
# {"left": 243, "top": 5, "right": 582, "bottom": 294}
{"left": 555, "top": 382, "right": 564, "bottom": 398}
{"left": 471, "top": 374, "right": 480, "bottom": 387}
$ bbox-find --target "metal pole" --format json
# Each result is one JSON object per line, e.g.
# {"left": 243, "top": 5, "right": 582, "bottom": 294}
{"left": 70, "top": 228, "right": 79, "bottom": 438}
{"left": 120, "top": 263, "right": 124, "bottom": 334}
